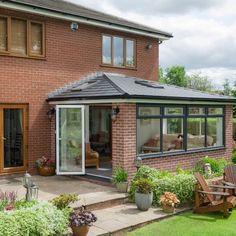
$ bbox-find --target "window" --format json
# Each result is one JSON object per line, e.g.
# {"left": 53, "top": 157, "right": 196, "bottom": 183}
{"left": 102, "top": 35, "right": 136, "bottom": 68}
{"left": 11, "top": 18, "right": 27, "bottom": 55}
{"left": 137, "top": 105, "right": 225, "bottom": 156}
{"left": 30, "top": 22, "right": 43, "bottom": 56}
{"left": 0, "top": 15, "right": 45, "bottom": 58}
{"left": 0, "top": 17, "right": 8, "bottom": 51}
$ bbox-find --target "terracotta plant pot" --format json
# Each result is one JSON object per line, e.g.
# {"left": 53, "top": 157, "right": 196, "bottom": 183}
{"left": 135, "top": 192, "right": 153, "bottom": 211}
{"left": 162, "top": 204, "right": 175, "bottom": 214}
{"left": 71, "top": 225, "right": 90, "bottom": 236}
{"left": 116, "top": 182, "right": 128, "bottom": 193}
{"left": 38, "top": 166, "right": 55, "bottom": 176}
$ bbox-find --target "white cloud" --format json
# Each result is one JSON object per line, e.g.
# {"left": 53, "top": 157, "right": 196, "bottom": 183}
{"left": 67, "top": 0, "right": 236, "bottom": 86}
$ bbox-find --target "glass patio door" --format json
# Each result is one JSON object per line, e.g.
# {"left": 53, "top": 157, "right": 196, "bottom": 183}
{"left": 56, "top": 105, "right": 85, "bottom": 175}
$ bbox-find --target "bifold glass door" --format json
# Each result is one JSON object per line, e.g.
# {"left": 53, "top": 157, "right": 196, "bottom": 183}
{"left": 56, "top": 105, "right": 85, "bottom": 175}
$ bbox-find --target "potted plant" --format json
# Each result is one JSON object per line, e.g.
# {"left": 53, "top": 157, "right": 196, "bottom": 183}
{"left": 134, "top": 178, "right": 154, "bottom": 211}
{"left": 113, "top": 167, "right": 128, "bottom": 193}
{"left": 35, "top": 156, "right": 55, "bottom": 176}
{"left": 69, "top": 206, "right": 97, "bottom": 236}
{"left": 160, "top": 192, "right": 180, "bottom": 213}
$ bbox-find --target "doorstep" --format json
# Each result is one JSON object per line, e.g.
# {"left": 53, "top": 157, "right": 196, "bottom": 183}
{"left": 88, "top": 203, "right": 191, "bottom": 236}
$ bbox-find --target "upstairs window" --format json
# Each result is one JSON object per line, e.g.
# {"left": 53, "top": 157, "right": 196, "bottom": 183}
{"left": 0, "top": 17, "right": 8, "bottom": 52}
{"left": 102, "top": 34, "right": 136, "bottom": 68}
{"left": 0, "top": 16, "right": 45, "bottom": 58}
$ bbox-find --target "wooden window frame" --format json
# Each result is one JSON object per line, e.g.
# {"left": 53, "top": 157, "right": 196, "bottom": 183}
{"left": 101, "top": 34, "right": 136, "bottom": 69}
{"left": 0, "top": 14, "right": 45, "bottom": 59}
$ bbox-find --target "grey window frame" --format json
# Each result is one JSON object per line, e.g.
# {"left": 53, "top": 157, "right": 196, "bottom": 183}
{"left": 136, "top": 104, "right": 225, "bottom": 159}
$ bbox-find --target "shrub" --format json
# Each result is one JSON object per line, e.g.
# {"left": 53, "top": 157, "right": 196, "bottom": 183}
{"left": 195, "top": 156, "right": 228, "bottom": 177}
{"left": 0, "top": 201, "right": 70, "bottom": 236}
{"left": 133, "top": 178, "right": 154, "bottom": 194}
{"left": 156, "top": 174, "right": 196, "bottom": 204}
{"left": 232, "top": 149, "right": 236, "bottom": 164}
{"left": 51, "top": 193, "right": 79, "bottom": 210}
{"left": 113, "top": 167, "right": 128, "bottom": 183}
{"left": 129, "top": 166, "right": 196, "bottom": 205}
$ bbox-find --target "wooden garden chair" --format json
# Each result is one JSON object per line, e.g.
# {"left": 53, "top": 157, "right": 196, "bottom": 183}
{"left": 223, "top": 164, "right": 236, "bottom": 189}
{"left": 194, "top": 172, "right": 236, "bottom": 218}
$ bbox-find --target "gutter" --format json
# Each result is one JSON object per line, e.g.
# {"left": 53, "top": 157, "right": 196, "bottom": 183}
{"left": 0, "top": 1, "right": 172, "bottom": 40}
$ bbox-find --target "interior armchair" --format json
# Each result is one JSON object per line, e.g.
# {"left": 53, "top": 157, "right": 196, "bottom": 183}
{"left": 85, "top": 143, "right": 100, "bottom": 169}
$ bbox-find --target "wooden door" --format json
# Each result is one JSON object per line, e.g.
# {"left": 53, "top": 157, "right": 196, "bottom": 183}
{"left": 0, "top": 104, "right": 28, "bottom": 174}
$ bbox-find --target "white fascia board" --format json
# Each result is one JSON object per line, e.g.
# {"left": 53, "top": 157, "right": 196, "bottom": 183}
{"left": 0, "top": 2, "right": 171, "bottom": 40}
{"left": 48, "top": 98, "right": 234, "bottom": 105}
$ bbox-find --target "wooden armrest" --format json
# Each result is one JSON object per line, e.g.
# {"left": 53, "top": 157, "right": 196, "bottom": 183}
{"left": 197, "top": 190, "right": 230, "bottom": 196}
{"left": 209, "top": 184, "right": 236, "bottom": 190}
{"left": 222, "top": 181, "right": 236, "bottom": 187}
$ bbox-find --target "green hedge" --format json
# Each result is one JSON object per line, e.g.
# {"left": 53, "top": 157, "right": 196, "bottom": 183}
{"left": 0, "top": 201, "right": 70, "bottom": 236}
{"left": 129, "top": 165, "right": 196, "bottom": 205}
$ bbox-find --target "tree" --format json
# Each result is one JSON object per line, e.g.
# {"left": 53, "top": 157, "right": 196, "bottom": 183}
{"left": 222, "top": 79, "right": 231, "bottom": 96}
{"left": 159, "top": 66, "right": 214, "bottom": 92}
{"left": 186, "top": 73, "right": 214, "bottom": 92}
{"left": 160, "top": 65, "right": 187, "bottom": 87}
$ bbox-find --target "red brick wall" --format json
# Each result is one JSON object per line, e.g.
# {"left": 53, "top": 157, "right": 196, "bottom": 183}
{"left": 0, "top": 8, "right": 159, "bottom": 172}
{"left": 112, "top": 104, "right": 233, "bottom": 180}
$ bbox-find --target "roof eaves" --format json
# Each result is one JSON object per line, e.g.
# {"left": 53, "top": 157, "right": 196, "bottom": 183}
{"left": 3, "top": 0, "right": 173, "bottom": 39}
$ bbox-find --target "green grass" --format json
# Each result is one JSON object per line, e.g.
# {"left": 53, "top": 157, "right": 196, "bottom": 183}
{"left": 127, "top": 211, "right": 236, "bottom": 236}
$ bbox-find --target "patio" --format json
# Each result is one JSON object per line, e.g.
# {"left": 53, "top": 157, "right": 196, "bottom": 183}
{"left": 0, "top": 175, "right": 122, "bottom": 204}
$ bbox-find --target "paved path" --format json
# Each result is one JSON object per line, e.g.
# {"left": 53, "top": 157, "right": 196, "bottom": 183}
{"left": 88, "top": 204, "right": 190, "bottom": 236}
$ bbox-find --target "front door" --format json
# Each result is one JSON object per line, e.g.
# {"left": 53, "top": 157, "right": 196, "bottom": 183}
{"left": 0, "top": 105, "right": 28, "bottom": 174}
{"left": 56, "top": 105, "right": 85, "bottom": 175}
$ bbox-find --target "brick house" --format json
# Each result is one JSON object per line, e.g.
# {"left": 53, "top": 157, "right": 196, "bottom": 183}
{"left": 0, "top": 0, "right": 235, "bottom": 179}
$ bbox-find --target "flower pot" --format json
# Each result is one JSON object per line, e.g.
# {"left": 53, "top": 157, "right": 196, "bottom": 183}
{"left": 71, "top": 225, "right": 90, "bottom": 236}
{"left": 162, "top": 204, "right": 175, "bottom": 214}
{"left": 135, "top": 192, "right": 153, "bottom": 211}
{"left": 38, "top": 166, "right": 55, "bottom": 176}
{"left": 116, "top": 182, "right": 128, "bottom": 193}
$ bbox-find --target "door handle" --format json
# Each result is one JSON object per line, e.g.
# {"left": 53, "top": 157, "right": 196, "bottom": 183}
{"left": 2, "top": 137, "right": 6, "bottom": 140}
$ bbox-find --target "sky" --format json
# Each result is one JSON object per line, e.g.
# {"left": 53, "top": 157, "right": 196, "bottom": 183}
{"left": 68, "top": 0, "right": 236, "bottom": 88}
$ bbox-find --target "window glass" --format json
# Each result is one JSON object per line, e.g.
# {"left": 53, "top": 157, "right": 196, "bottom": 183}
{"left": 102, "top": 35, "right": 111, "bottom": 64}
{"left": 165, "top": 107, "right": 183, "bottom": 115}
{"left": 138, "top": 107, "right": 160, "bottom": 117}
{"left": 113, "top": 37, "right": 124, "bottom": 66}
{"left": 187, "top": 118, "right": 205, "bottom": 149}
{"left": 189, "top": 107, "right": 205, "bottom": 115}
{"left": 207, "top": 117, "right": 223, "bottom": 146}
{"left": 0, "top": 17, "right": 7, "bottom": 51}
{"left": 137, "top": 119, "right": 161, "bottom": 154}
{"left": 126, "top": 39, "right": 134, "bottom": 67}
{"left": 30, "top": 22, "right": 43, "bottom": 55}
{"left": 11, "top": 19, "right": 27, "bottom": 55}
{"left": 162, "top": 118, "right": 183, "bottom": 152}
{"left": 208, "top": 107, "right": 223, "bottom": 115}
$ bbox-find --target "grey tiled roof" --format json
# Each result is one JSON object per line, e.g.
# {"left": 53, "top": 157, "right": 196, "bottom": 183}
{"left": 48, "top": 73, "right": 236, "bottom": 103}
{"left": 6, "top": 0, "right": 172, "bottom": 38}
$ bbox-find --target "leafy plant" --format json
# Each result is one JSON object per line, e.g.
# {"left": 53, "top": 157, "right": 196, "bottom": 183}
{"left": 160, "top": 192, "right": 180, "bottom": 207}
{"left": 129, "top": 166, "right": 196, "bottom": 205}
{"left": 113, "top": 167, "right": 128, "bottom": 183}
{"left": 195, "top": 156, "right": 228, "bottom": 177}
{"left": 15, "top": 200, "right": 38, "bottom": 210}
{"left": 69, "top": 206, "right": 97, "bottom": 227}
{"left": 232, "top": 149, "right": 236, "bottom": 164}
{"left": 51, "top": 193, "right": 79, "bottom": 210}
{"left": 35, "top": 156, "right": 55, "bottom": 168}
{"left": 133, "top": 178, "right": 154, "bottom": 194}
{"left": 0, "top": 191, "right": 17, "bottom": 211}
{"left": 0, "top": 201, "right": 70, "bottom": 236}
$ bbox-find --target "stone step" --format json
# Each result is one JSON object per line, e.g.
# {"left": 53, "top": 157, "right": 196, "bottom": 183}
{"left": 88, "top": 203, "right": 191, "bottom": 236}
{"left": 71, "top": 191, "right": 129, "bottom": 211}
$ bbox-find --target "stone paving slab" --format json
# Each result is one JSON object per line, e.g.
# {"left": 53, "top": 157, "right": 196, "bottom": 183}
{"left": 88, "top": 203, "right": 191, "bottom": 236}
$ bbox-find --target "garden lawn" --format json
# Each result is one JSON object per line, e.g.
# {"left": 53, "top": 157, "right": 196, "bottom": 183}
{"left": 127, "top": 211, "right": 236, "bottom": 236}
